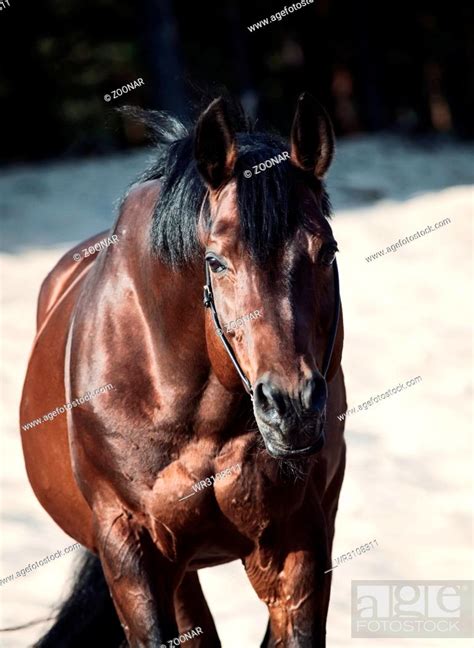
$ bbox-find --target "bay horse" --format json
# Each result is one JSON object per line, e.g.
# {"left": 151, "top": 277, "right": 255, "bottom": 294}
{"left": 20, "top": 93, "right": 346, "bottom": 647}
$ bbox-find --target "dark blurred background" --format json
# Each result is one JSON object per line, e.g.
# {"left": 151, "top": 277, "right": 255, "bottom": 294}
{"left": 1, "top": 0, "right": 473, "bottom": 164}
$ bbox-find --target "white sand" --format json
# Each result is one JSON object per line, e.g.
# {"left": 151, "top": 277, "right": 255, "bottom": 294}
{"left": 1, "top": 136, "right": 473, "bottom": 647}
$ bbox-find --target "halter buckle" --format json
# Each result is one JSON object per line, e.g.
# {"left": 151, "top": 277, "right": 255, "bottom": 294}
{"left": 203, "top": 285, "right": 212, "bottom": 308}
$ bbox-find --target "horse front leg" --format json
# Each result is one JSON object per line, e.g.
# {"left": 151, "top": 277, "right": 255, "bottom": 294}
{"left": 173, "top": 571, "right": 221, "bottom": 647}
{"left": 93, "top": 505, "right": 180, "bottom": 648}
{"left": 246, "top": 512, "right": 331, "bottom": 647}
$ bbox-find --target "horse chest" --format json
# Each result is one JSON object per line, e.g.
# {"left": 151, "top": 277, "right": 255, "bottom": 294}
{"left": 143, "top": 448, "right": 299, "bottom": 564}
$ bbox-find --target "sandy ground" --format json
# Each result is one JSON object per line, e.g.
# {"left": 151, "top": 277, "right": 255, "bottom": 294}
{"left": 0, "top": 135, "right": 473, "bottom": 647}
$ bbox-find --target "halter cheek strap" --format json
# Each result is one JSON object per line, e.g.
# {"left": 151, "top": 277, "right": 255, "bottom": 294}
{"left": 203, "top": 261, "right": 254, "bottom": 397}
{"left": 321, "top": 258, "right": 340, "bottom": 378}
{"left": 203, "top": 258, "right": 340, "bottom": 399}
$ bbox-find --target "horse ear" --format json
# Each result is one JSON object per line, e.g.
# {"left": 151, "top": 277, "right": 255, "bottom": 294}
{"left": 194, "top": 97, "right": 237, "bottom": 190}
{"left": 290, "top": 93, "right": 335, "bottom": 179}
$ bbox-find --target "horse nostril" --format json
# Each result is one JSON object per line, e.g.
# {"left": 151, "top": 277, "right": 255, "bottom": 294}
{"left": 302, "top": 374, "right": 328, "bottom": 415}
{"left": 255, "top": 379, "right": 287, "bottom": 417}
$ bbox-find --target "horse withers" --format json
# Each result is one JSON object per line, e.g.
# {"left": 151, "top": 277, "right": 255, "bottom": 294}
{"left": 20, "top": 93, "right": 346, "bottom": 647}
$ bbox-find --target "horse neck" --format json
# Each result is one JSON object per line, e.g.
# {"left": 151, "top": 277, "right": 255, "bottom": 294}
{"left": 116, "top": 181, "right": 210, "bottom": 371}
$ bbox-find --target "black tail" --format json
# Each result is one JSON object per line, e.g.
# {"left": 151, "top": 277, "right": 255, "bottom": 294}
{"left": 34, "top": 551, "right": 125, "bottom": 648}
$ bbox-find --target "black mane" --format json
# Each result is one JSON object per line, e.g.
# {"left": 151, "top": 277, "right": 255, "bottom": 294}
{"left": 121, "top": 104, "right": 332, "bottom": 268}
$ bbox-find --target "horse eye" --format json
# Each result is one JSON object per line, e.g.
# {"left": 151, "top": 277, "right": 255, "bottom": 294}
{"left": 320, "top": 247, "right": 337, "bottom": 266}
{"left": 207, "top": 256, "right": 227, "bottom": 274}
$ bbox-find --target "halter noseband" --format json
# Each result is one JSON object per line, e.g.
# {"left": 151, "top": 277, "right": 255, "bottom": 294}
{"left": 203, "top": 258, "right": 340, "bottom": 399}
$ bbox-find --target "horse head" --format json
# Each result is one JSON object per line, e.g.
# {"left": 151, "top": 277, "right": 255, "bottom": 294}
{"left": 194, "top": 94, "right": 343, "bottom": 459}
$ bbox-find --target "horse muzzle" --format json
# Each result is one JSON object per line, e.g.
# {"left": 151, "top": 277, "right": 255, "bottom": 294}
{"left": 253, "top": 372, "right": 327, "bottom": 458}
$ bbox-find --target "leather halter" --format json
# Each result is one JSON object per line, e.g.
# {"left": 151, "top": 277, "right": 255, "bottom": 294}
{"left": 203, "top": 258, "right": 340, "bottom": 400}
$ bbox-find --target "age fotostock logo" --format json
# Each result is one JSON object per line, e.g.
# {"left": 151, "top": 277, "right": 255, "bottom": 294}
{"left": 352, "top": 580, "right": 473, "bottom": 638}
